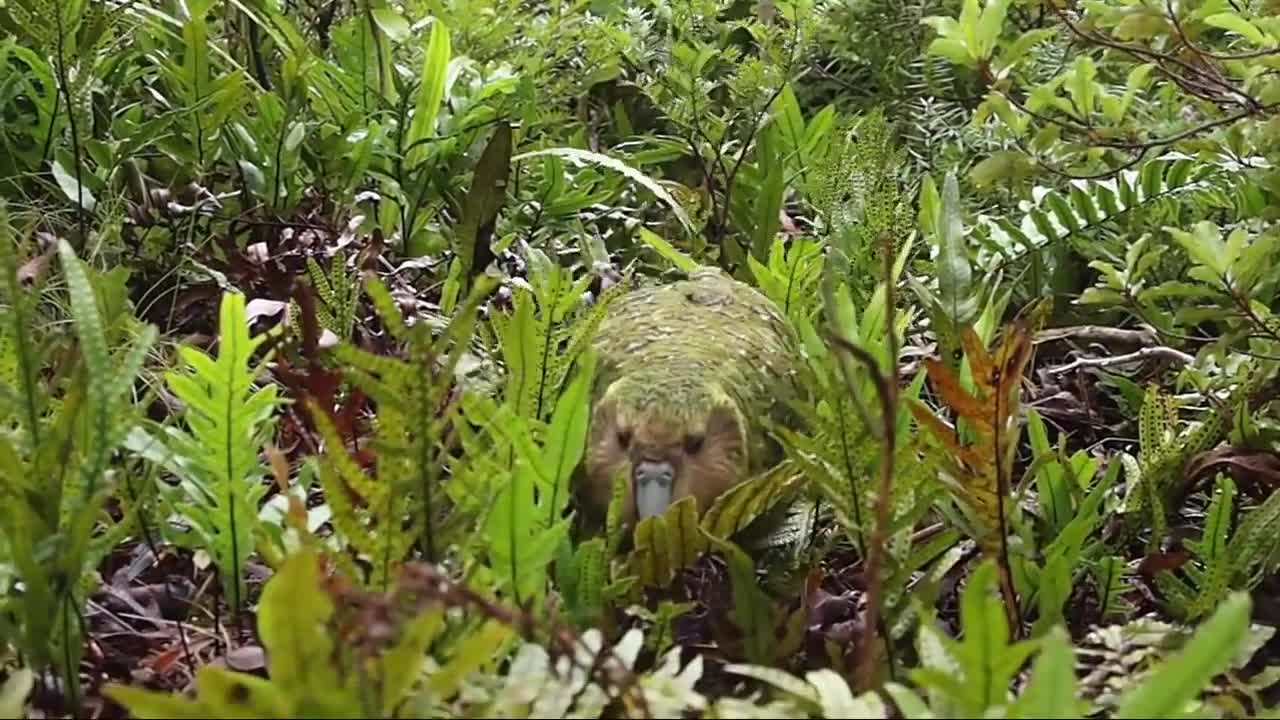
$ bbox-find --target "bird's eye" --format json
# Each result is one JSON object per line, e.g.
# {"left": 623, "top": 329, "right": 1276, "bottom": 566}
{"left": 616, "top": 429, "right": 632, "bottom": 448}
{"left": 683, "top": 434, "right": 704, "bottom": 454}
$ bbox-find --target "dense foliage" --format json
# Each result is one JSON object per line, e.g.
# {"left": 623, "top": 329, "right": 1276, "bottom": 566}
{"left": 2, "top": 0, "right": 1280, "bottom": 716}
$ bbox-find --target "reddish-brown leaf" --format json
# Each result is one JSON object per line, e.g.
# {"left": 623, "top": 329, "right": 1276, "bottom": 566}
{"left": 923, "top": 357, "right": 993, "bottom": 432}
{"left": 1139, "top": 550, "right": 1191, "bottom": 579}
{"left": 960, "top": 326, "right": 995, "bottom": 392}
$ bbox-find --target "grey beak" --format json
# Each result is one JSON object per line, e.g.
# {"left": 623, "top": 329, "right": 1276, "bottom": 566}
{"left": 633, "top": 460, "right": 675, "bottom": 520}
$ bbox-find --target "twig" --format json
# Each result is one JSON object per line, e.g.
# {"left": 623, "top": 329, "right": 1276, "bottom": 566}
{"left": 1033, "top": 324, "right": 1160, "bottom": 347}
{"left": 1048, "top": 4, "right": 1256, "bottom": 111}
{"left": 1164, "top": 0, "right": 1280, "bottom": 63}
{"left": 998, "top": 87, "right": 1266, "bottom": 155}
{"left": 52, "top": 2, "right": 88, "bottom": 247}
{"left": 1046, "top": 345, "right": 1196, "bottom": 375}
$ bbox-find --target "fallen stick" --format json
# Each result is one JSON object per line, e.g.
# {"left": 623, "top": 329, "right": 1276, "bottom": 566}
{"left": 1047, "top": 345, "right": 1196, "bottom": 375}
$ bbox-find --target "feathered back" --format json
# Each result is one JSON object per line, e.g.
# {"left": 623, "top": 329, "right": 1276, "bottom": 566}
{"left": 590, "top": 268, "right": 803, "bottom": 465}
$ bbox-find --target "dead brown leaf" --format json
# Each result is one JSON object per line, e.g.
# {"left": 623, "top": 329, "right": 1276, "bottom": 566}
{"left": 1184, "top": 446, "right": 1280, "bottom": 499}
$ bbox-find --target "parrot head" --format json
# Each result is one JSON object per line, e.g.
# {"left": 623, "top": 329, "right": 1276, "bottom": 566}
{"left": 582, "top": 367, "right": 750, "bottom": 525}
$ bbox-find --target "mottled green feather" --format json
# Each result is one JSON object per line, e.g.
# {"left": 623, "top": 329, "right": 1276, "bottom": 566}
{"left": 583, "top": 267, "right": 804, "bottom": 520}
{"left": 594, "top": 268, "right": 799, "bottom": 423}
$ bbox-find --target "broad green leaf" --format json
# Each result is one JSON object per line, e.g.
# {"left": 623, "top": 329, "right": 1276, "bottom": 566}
{"left": 194, "top": 667, "right": 293, "bottom": 719}
{"left": 1233, "top": 231, "right": 1280, "bottom": 289}
{"left": 884, "top": 682, "right": 937, "bottom": 719}
{"left": 752, "top": 125, "right": 786, "bottom": 261}
{"left": 1113, "top": 592, "right": 1252, "bottom": 718}
{"left": 637, "top": 227, "right": 700, "bottom": 272}
{"left": 999, "top": 27, "right": 1055, "bottom": 68}
{"left": 970, "top": 151, "right": 1031, "bottom": 188}
{"left": 975, "top": 0, "right": 1011, "bottom": 58}
{"left": 256, "top": 549, "right": 347, "bottom": 714}
{"left": 454, "top": 120, "right": 513, "bottom": 279}
{"left": 773, "top": 84, "right": 807, "bottom": 157}
{"left": 918, "top": 173, "right": 941, "bottom": 237}
{"left": 369, "top": 7, "right": 411, "bottom": 41}
{"left": 934, "top": 172, "right": 976, "bottom": 329}
{"left": 1120, "top": 64, "right": 1156, "bottom": 118}
{"left": 104, "top": 685, "right": 212, "bottom": 719}
{"left": 1067, "top": 56, "right": 1098, "bottom": 119}
{"left": 1010, "top": 627, "right": 1082, "bottom": 718}
{"left": 513, "top": 147, "right": 693, "bottom": 234}
{"left": 1167, "top": 222, "right": 1228, "bottom": 277}
{"left": 380, "top": 609, "right": 446, "bottom": 715}
{"left": 52, "top": 160, "right": 97, "bottom": 211}
{"left": 428, "top": 620, "right": 514, "bottom": 697}
{"left": 806, "top": 669, "right": 888, "bottom": 718}
{"left": 1223, "top": 227, "right": 1249, "bottom": 271}
{"left": 538, "top": 350, "right": 596, "bottom": 525}
{"left": 802, "top": 105, "right": 836, "bottom": 160}
{"left": 405, "top": 18, "right": 451, "bottom": 169}
{"left": 1203, "top": 12, "right": 1268, "bottom": 45}
{"left": 927, "top": 37, "right": 975, "bottom": 67}
{"left": 1114, "top": 11, "right": 1167, "bottom": 40}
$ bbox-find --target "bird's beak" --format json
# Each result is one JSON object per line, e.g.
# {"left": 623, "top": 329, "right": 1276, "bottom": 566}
{"left": 633, "top": 460, "right": 675, "bottom": 520}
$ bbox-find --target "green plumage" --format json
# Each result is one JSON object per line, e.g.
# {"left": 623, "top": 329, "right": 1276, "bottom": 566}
{"left": 592, "top": 268, "right": 800, "bottom": 424}
{"left": 580, "top": 267, "right": 804, "bottom": 523}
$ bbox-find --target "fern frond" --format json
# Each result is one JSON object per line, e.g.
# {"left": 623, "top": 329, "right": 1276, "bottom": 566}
{"left": 289, "top": 250, "right": 360, "bottom": 341}
{"left": 910, "top": 322, "right": 1033, "bottom": 561}
{"left": 489, "top": 256, "right": 620, "bottom": 429}
{"left": 160, "top": 291, "right": 278, "bottom": 613}
{"left": 976, "top": 154, "right": 1255, "bottom": 283}
{"left": 1182, "top": 475, "right": 1236, "bottom": 620}
{"left": 627, "top": 496, "right": 709, "bottom": 590}
{"left": 305, "top": 273, "right": 494, "bottom": 587}
{"left": 1230, "top": 488, "right": 1280, "bottom": 583}
{"left": 748, "top": 236, "right": 825, "bottom": 326}
{"left": 57, "top": 240, "right": 115, "bottom": 499}
{"left": 0, "top": 209, "right": 48, "bottom": 456}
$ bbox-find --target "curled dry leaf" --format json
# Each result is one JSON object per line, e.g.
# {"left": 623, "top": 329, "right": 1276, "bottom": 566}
{"left": 1185, "top": 447, "right": 1280, "bottom": 498}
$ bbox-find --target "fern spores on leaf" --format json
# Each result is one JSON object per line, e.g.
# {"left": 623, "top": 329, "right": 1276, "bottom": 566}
{"left": 807, "top": 109, "right": 914, "bottom": 305}
{"left": 1118, "top": 376, "right": 1259, "bottom": 550}
{"left": 290, "top": 249, "right": 360, "bottom": 341}
{"left": 1151, "top": 474, "right": 1280, "bottom": 622}
{"left": 306, "top": 272, "right": 493, "bottom": 589}
{"left": 0, "top": 226, "right": 158, "bottom": 706}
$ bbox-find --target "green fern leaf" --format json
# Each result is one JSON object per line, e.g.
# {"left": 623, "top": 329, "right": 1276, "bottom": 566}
{"left": 57, "top": 240, "right": 115, "bottom": 498}
{"left": 161, "top": 291, "right": 278, "bottom": 612}
{"left": 1183, "top": 475, "right": 1235, "bottom": 619}
{"left": 629, "top": 496, "right": 710, "bottom": 589}
{"left": 701, "top": 464, "right": 806, "bottom": 540}
{"left": 1229, "top": 487, "right": 1280, "bottom": 583}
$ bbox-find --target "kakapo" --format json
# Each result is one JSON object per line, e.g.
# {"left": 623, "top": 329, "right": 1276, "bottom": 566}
{"left": 578, "top": 267, "right": 803, "bottom": 527}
